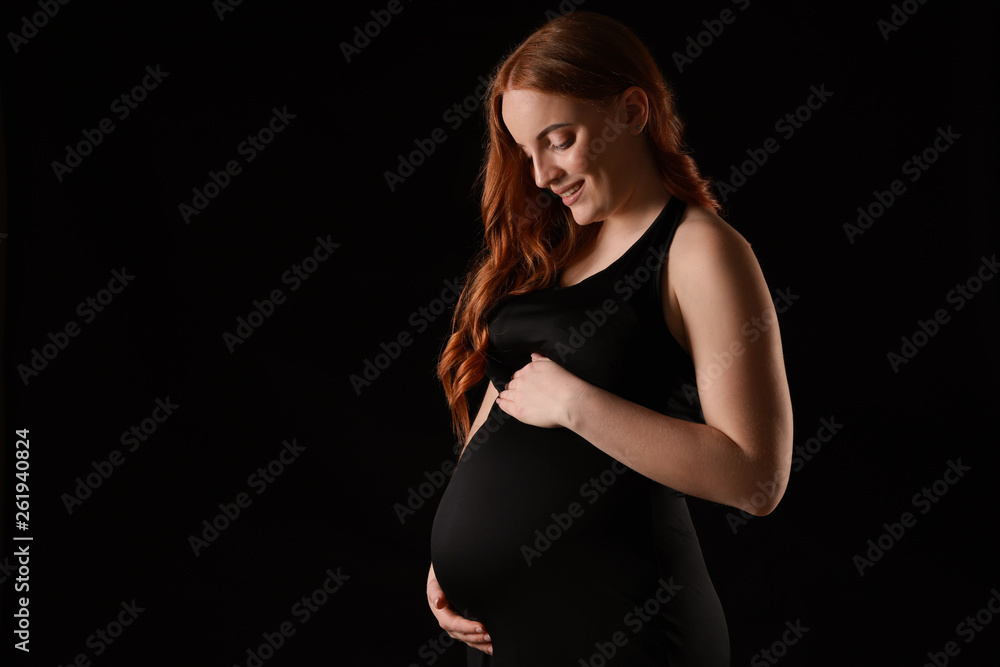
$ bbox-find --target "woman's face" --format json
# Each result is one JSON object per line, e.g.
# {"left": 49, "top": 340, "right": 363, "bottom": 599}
{"left": 501, "top": 88, "right": 643, "bottom": 225}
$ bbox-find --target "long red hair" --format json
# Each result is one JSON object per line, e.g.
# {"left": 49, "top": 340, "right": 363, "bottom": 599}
{"left": 436, "top": 11, "right": 720, "bottom": 445}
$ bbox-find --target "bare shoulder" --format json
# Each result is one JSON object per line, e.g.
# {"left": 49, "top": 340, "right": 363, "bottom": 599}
{"left": 667, "top": 204, "right": 765, "bottom": 303}
{"left": 661, "top": 203, "right": 775, "bottom": 356}
{"left": 670, "top": 205, "right": 753, "bottom": 269}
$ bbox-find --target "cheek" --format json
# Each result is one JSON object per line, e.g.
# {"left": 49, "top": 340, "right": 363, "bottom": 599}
{"left": 564, "top": 149, "right": 591, "bottom": 176}
{"left": 570, "top": 148, "right": 614, "bottom": 198}
{"left": 573, "top": 132, "right": 620, "bottom": 178}
{"left": 598, "top": 135, "right": 633, "bottom": 171}
{"left": 565, "top": 130, "right": 602, "bottom": 173}
{"left": 593, "top": 144, "right": 636, "bottom": 192}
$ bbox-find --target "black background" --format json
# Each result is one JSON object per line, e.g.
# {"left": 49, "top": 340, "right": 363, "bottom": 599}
{"left": 1, "top": 0, "right": 997, "bottom": 665}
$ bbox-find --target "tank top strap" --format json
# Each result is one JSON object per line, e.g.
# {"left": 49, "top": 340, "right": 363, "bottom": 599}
{"left": 614, "top": 194, "right": 688, "bottom": 308}
{"left": 551, "top": 195, "right": 688, "bottom": 294}
{"left": 654, "top": 195, "right": 688, "bottom": 301}
{"left": 653, "top": 194, "right": 689, "bottom": 257}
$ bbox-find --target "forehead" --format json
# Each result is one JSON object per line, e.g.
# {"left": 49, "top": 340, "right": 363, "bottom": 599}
{"left": 501, "top": 89, "right": 582, "bottom": 142}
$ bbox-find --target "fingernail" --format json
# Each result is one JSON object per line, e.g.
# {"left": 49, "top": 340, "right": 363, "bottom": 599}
{"left": 484, "top": 634, "right": 491, "bottom": 641}
{"left": 474, "top": 627, "right": 483, "bottom": 633}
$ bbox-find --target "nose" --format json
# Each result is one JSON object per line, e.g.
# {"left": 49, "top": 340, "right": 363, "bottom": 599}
{"left": 531, "top": 152, "right": 563, "bottom": 190}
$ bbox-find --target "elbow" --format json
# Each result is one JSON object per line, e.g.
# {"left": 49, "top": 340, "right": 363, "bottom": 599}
{"left": 737, "top": 423, "right": 793, "bottom": 516}
{"left": 742, "top": 496, "right": 781, "bottom": 517}
{"left": 737, "top": 462, "right": 790, "bottom": 517}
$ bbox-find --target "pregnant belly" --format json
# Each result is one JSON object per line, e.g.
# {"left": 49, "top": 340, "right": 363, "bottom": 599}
{"left": 430, "top": 403, "right": 649, "bottom": 621}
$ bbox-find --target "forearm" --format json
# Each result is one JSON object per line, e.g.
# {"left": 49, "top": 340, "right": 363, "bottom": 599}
{"left": 565, "top": 381, "right": 785, "bottom": 515}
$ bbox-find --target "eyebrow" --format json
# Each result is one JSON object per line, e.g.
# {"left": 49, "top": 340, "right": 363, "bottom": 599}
{"left": 514, "top": 123, "right": 572, "bottom": 147}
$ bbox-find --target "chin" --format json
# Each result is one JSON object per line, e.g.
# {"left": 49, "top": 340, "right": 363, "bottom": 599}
{"left": 568, "top": 206, "right": 601, "bottom": 226}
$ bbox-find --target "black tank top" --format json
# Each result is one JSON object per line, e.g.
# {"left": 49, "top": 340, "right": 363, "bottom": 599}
{"left": 431, "top": 196, "right": 730, "bottom": 665}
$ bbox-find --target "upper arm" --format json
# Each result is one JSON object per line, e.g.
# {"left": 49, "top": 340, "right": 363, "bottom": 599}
{"left": 458, "top": 379, "right": 500, "bottom": 460}
{"left": 664, "top": 208, "right": 793, "bottom": 470}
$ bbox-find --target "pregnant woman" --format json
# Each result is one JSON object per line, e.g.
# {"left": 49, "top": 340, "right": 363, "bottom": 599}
{"left": 429, "top": 11, "right": 793, "bottom": 665}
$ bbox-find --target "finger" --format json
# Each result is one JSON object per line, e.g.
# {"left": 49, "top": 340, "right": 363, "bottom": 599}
{"left": 429, "top": 596, "right": 489, "bottom": 633}
{"left": 447, "top": 629, "right": 492, "bottom": 647}
{"left": 440, "top": 620, "right": 493, "bottom": 646}
{"left": 445, "top": 627, "right": 493, "bottom": 651}
{"left": 432, "top": 610, "right": 493, "bottom": 652}
{"left": 473, "top": 641, "right": 494, "bottom": 656}
{"left": 427, "top": 584, "right": 446, "bottom": 606}
{"left": 435, "top": 607, "right": 487, "bottom": 635}
{"left": 426, "top": 580, "right": 445, "bottom": 608}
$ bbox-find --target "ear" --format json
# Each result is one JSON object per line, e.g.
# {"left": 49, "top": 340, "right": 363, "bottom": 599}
{"left": 619, "top": 86, "right": 651, "bottom": 135}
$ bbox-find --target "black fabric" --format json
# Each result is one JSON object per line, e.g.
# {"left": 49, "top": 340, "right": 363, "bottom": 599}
{"left": 431, "top": 196, "right": 730, "bottom": 665}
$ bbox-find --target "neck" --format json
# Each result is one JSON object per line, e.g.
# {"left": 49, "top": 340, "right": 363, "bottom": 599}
{"left": 602, "top": 156, "right": 672, "bottom": 238}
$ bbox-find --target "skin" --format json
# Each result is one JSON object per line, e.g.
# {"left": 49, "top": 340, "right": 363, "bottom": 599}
{"left": 428, "top": 86, "right": 794, "bottom": 656}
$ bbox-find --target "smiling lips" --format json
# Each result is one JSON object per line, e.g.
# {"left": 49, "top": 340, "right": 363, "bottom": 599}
{"left": 557, "top": 180, "right": 584, "bottom": 205}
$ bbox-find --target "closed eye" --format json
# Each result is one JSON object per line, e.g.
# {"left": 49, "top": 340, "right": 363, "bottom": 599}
{"left": 521, "top": 137, "right": 574, "bottom": 164}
